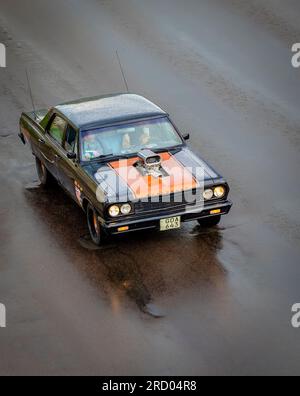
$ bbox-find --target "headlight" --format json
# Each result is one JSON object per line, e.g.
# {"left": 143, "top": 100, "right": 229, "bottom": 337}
{"left": 109, "top": 205, "right": 120, "bottom": 217}
{"left": 121, "top": 203, "right": 132, "bottom": 215}
{"left": 214, "top": 186, "right": 226, "bottom": 199}
{"left": 203, "top": 189, "right": 214, "bottom": 200}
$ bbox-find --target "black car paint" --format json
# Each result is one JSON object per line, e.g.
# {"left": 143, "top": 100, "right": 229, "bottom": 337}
{"left": 19, "top": 94, "right": 232, "bottom": 235}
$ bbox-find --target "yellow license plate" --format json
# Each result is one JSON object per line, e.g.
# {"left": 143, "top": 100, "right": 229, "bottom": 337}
{"left": 160, "top": 216, "right": 181, "bottom": 231}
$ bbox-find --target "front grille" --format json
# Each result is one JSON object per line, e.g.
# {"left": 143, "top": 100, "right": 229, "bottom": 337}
{"left": 135, "top": 201, "right": 185, "bottom": 213}
{"left": 134, "top": 190, "right": 228, "bottom": 214}
{"left": 135, "top": 191, "right": 202, "bottom": 213}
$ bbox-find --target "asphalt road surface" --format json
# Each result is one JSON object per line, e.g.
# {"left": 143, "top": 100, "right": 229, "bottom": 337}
{"left": 0, "top": 0, "right": 300, "bottom": 375}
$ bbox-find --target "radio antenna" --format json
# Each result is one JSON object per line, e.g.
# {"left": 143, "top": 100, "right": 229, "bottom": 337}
{"left": 116, "top": 50, "right": 129, "bottom": 93}
{"left": 25, "top": 69, "right": 37, "bottom": 120}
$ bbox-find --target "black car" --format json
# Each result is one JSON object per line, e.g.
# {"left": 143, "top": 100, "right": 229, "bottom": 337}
{"left": 19, "top": 93, "right": 232, "bottom": 245}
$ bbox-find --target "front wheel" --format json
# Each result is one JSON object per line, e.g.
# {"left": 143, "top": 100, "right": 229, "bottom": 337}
{"left": 198, "top": 215, "right": 221, "bottom": 228}
{"left": 87, "top": 203, "right": 105, "bottom": 246}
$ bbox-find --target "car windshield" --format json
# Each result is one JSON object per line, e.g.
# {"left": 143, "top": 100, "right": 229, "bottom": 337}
{"left": 80, "top": 117, "right": 183, "bottom": 161}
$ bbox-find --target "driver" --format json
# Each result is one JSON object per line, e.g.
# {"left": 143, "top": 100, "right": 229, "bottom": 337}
{"left": 82, "top": 133, "right": 103, "bottom": 160}
{"left": 139, "top": 127, "right": 151, "bottom": 146}
{"left": 121, "top": 127, "right": 152, "bottom": 151}
{"left": 122, "top": 133, "right": 131, "bottom": 150}
{"left": 122, "top": 127, "right": 151, "bottom": 150}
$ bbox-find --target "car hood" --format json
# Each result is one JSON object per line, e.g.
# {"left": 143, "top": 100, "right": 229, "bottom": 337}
{"left": 85, "top": 147, "right": 220, "bottom": 203}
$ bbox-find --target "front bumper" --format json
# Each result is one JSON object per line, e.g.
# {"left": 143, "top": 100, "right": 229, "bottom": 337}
{"left": 102, "top": 200, "right": 232, "bottom": 235}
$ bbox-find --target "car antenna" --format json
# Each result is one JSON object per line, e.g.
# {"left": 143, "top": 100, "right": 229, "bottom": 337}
{"left": 116, "top": 50, "right": 129, "bottom": 93}
{"left": 25, "top": 68, "right": 37, "bottom": 120}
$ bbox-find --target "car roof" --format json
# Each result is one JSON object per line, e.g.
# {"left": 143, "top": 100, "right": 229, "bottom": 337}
{"left": 54, "top": 93, "right": 167, "bottom": 129}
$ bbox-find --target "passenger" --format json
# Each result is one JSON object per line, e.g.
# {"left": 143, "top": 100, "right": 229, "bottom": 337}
{"left": 82, "top": 133, "right": 103, "bottom": 160}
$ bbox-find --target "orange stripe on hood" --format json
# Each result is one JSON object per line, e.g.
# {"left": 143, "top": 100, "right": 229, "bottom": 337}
{"left": 109, "top": 152, "right": 198, "bottom": 200}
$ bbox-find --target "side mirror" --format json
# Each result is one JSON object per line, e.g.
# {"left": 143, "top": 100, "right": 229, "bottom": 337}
{"left": 182, "top": 133, "right": 190, "bottom": 141}
{"left": 67, "top": 152, "right": 77, "bottom": 160}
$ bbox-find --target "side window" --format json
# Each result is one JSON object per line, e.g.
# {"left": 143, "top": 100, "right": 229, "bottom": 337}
{"left": 48, "top": 115, "right": 67, "bottom": 145}
{"left": 65, "top": 125, "right": 77, "bottom": 153}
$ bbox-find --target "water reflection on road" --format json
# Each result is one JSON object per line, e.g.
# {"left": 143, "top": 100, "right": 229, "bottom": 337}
{"left": 24, "top": 182, "right": 226, "bottom": 318}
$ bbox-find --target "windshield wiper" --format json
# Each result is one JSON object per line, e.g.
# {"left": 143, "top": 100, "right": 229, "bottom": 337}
{"left": 168, "top": 146, "right": 183, "bottom": 154}
{"left": 90, "top": 153, "right": 130, "bottom": 162}
{"left": 155, "top": 145, "right": 183, "bottom": 154}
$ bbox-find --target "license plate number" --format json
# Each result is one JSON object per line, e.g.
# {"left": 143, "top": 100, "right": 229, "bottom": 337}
{"left": 160, "top": 216, "right": 181, "bottom": 231}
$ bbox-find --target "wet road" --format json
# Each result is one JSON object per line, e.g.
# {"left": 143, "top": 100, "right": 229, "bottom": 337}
{"left": 0, "top": 0, "right": 300, "bottom": 375}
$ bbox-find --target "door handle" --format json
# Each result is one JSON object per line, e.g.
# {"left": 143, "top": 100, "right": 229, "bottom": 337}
{"left": 55, "top": 154, "right": 61, "bottom": 160}
{"left": 38, "top": 138, "right": 45, "bottom": 144}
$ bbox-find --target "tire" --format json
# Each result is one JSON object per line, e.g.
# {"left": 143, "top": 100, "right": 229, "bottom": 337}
{"left": 87, "top": 203, "right": 105, "bottom": 246}
{"left": 36, "top": 157, "right": 51, "bottom": 186}
{"left": 198, "top": 215, "right": 221, "bottom": 228}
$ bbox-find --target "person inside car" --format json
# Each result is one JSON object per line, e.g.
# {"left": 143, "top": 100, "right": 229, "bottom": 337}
{"left": 121, "top": 127, "right": 153, "bottom": 152}
{"left": 139, "top": 127, "right": 151, "bottom": 146}
{"left": 122, "top": 133, "right": 132, "bottom": 150}
{"left": 82, "top": 133, "right": 104, "bottom": 160}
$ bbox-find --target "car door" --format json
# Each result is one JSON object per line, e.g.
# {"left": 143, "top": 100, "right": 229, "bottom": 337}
{"left": 56, "top": 123, "right": 80, "bottom": 201}
{"left": 39, "top": 114, "right": 67, "bottom": 180}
